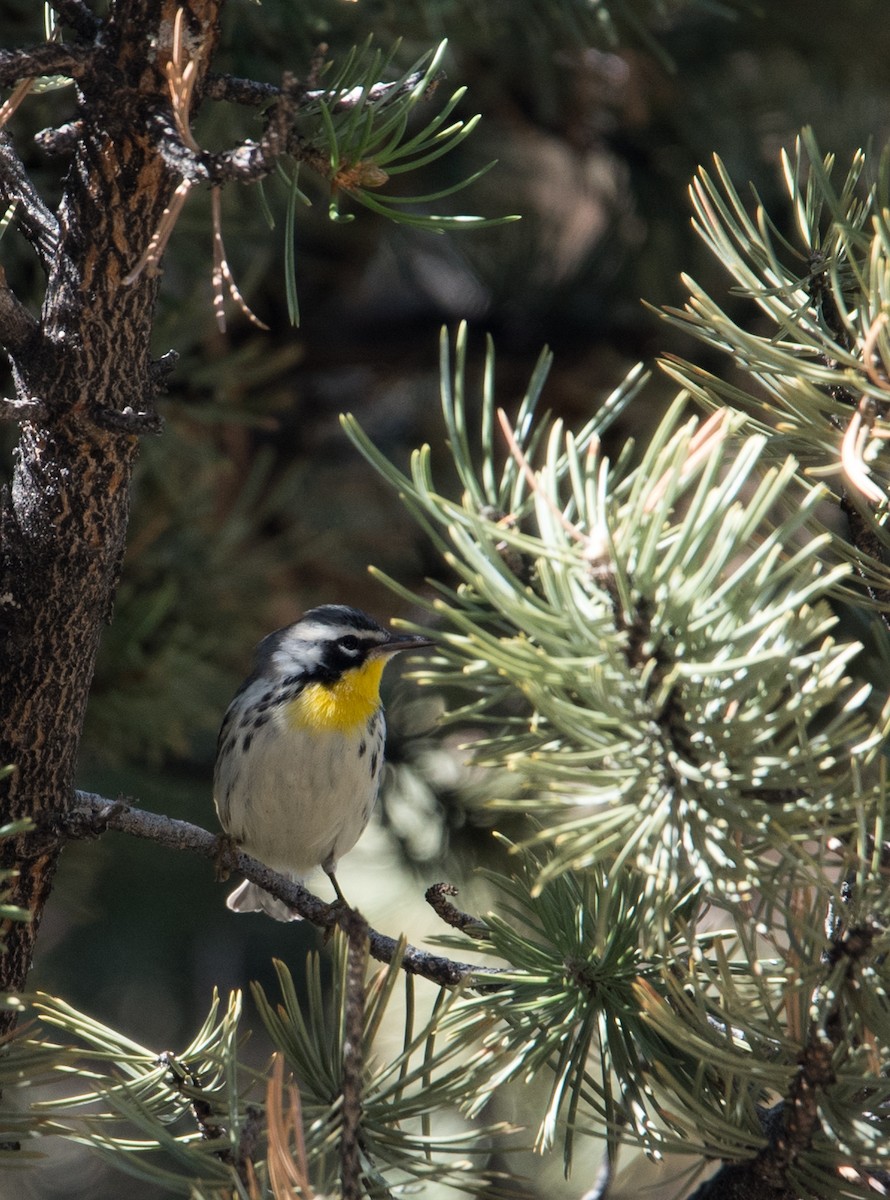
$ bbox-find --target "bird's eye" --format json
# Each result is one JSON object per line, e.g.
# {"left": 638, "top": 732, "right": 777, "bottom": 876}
{"left": 338, "top": 635, "right": 361, "bottom": 654}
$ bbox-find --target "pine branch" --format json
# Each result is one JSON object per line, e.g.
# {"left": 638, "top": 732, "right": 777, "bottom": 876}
{"left": 202, "top": 73, "right": 280, "bottom": 107}
{"left": 201, "top": 67, "right": 429, "bottom": 113}
{"left": 147, "top": 98, "right": 296, "bottom": 187}
{"left": 64, "top": 792, "right": 504, "bottom": 988}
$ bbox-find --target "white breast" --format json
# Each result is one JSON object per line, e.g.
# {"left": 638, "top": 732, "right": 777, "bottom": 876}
{"left": 214, "top": 697, "right": 385, "bottom": 878}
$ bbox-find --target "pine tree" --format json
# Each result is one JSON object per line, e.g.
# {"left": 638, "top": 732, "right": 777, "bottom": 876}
{"left": 2, "top": 4, "right": 890, "bottom": 1200}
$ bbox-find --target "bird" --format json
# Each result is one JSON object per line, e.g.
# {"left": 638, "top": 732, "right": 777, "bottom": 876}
{"left": 213, "top": 604, "right": 433, "bottom": 920}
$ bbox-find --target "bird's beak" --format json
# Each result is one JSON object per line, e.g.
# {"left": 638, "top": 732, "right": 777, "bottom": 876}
{"left": 373, "top": 630, "right": 436, "bottom": 657}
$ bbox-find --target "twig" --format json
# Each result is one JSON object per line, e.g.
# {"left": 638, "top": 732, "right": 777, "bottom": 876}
{"left": 47, "top": 0, "right": 101, "bottom": 39}
{"left": 0, "top": 44, "right": 90, "bottom": 91}
{"left": 65, "top": 792, "right": 506, "bottom": 988}
{"left": 202, "top": 73, "right": 281, "bottom": 107}
{"left": 90, "top": 404, "right": 163, "bottom": 435}
{"left": 340, "top": 908, "right": 368, "bottom": 1200}
{"left": 0, "top": 395, "right": 47, "bottom": 421}
{"left": 425, "top": 883, "right": 489, "bottom": 939}
{"left": 201, "top": 69, "right": 427, "bottom": 114}
{"left": 0, "top": 273, "right": 40, "bottom": 357}
{"left": 159, "top": 1046, "right": 263, "bottom": 1185}
{"left": 34, "top": 120, "right": 82, "bottom": 156}
{"left": 0, "top": 132, "right": 59, "bottom": 270}
{"left": 687, "top": 925, "right": 883, "bottom": 1200}
{"left": 150, "top": 348, "right": 179, "bottom": 386}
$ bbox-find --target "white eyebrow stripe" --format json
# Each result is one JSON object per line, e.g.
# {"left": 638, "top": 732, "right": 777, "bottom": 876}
{"left": 293, "top": 621, "right": 387, "bottom": 644}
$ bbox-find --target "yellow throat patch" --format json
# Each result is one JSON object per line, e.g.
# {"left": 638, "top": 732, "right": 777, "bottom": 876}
{"left": 286, "top": 658, "right": 386, "bottom": 734}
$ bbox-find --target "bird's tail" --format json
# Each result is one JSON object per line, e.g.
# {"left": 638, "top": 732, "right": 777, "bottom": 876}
{"left": 226, "top": 878, "right": 302, "bottom": 922}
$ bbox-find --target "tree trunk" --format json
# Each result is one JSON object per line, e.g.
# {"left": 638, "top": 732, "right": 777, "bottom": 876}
{"left": 0, "top": 0, "right": 220, "bottom": 1020}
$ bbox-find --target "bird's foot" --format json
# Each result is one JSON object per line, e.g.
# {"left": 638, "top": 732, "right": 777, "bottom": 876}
{"left": 214, "top": 833, "right": 240, "bottom": 882}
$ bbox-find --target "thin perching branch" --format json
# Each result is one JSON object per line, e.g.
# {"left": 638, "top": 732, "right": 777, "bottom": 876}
{"left": 65, "top": 792, "right": 504, "bottom": 989}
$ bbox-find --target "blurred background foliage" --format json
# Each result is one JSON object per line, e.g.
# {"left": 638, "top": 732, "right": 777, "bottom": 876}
{"left": 2, "top": 0, "right": 890, "bottom": 1196}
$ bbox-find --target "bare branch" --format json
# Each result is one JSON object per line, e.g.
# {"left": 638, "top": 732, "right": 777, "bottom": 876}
{"left": 425, "top": 882, "right": 489, "bottom": 939}
{"left": 34, "top": 120, "right": 82, "bottom": 156}
{"left": 0, "top": 132, "right": 59, "bottom": 270}
{"left": 0, "top": 272, "right": 40, "bottom": 357}
{"left": 90, "top": 403, "right": 163, "bottom": 435}
{"left": 65, "top": 792, "right": 506, "bottom": 988}
{"left": 148, "top": 97, "right": 291, "bottom": 189}
{"left": 152, "top": 54, "right": 431, "bottom": 195}
{"left": 0, "top": 395, "right": 47, "bottom": 421}
{"left": 0, "top": 44, "right": 90, "bottom": 90}
{"left": 150, "top": 348, "right": 179, "bottom": 387}
{"left": 46, "top": 0, "right": 101, "bottom": 40}
{"left": 202, "top": 73, "right": 281, "bottom": 107}
{"left": 201, "top": 69, "right": 428, "bottom": 113}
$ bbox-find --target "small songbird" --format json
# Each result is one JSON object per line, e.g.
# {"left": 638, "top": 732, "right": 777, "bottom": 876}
{"left": 213, "top": 605, "right": 433, "bottom": 919}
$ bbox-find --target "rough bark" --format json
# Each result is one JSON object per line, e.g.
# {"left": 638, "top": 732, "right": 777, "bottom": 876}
{"left": 0, "top": 0, "right": 221, "bottom": 1019}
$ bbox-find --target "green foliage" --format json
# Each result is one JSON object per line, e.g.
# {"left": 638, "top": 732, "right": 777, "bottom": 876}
{"left": 0, "top": 812, "right": 32, "bottom": 929}
{"left": 253, "top": 943, "right": 510, "bottom": 1195}
{"left": 16, "top": 990, "right": 256, "bottom": 1196}
{"left": 271, "top": 38, "right": 517, "bottom": 323}
{"left": 299, "top": 40, "right": 510, "bottom": 229}
{"left": 445, "top": 851, "right": 731, "bottom": 1169}
{"left": 340, "top": 280, "right": 890, "bottom": 1189}
{"left": 344, "top": 326, "right": 890, "bottom": 910}
{"left": 0, "top": 817, "right": 67, "bottom": 1161}
{"left": 660, "top": 128, "right": 890, "bottom": 597}
{"left": 3, "top": 939, "right": 514, "bottom": 1198}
